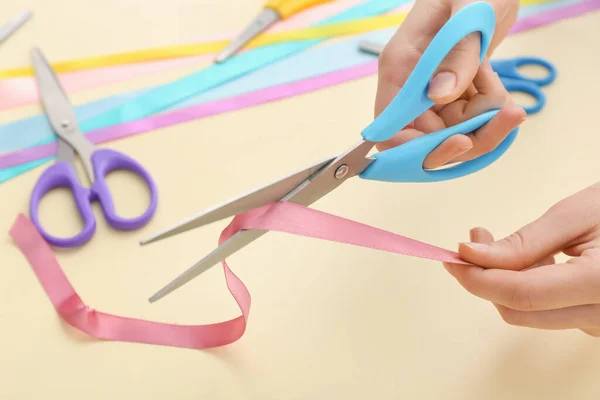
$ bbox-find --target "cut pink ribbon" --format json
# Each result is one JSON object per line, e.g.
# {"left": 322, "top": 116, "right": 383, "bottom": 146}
{"left": 10, "top": 201, "right": 467, "bottom": 349}
{"left": 2, "top": 0, "right": 599, "bottom": 171}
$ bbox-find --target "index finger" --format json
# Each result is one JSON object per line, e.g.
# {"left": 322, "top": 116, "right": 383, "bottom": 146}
{"left": 445, "top": 257, "right": 600, "bottom": 312}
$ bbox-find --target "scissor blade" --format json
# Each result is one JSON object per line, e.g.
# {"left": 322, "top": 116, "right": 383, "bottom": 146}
{"left": 0, "top": 10, "right": 32, "bottom": 45}
{"left": 214, "top": 8, "right": 280, "bottom": 63}
{"left": 140, "top": 155, "right": 337, "bottom": 245}
{"left": 31, "top": 47, "right": 79, "bottom": 135}
{"left": 148, "top": 140, "right": 376, "bottom": 302}
{"left": 148, "top": 229, "right": 267, "bottom": 302}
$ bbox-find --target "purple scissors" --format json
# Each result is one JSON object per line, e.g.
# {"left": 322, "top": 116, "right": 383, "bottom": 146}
{"left": 29, "top": 47, "right": 158, "bottom": 248}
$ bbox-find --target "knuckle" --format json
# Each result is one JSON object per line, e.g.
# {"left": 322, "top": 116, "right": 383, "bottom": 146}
{"left": 377, "top": 43, "right": 421, "bottom": 87}
{"left": 499, "top": 231, "right": 531, "bottom": 270}
{"left": 487, "top": 80, "right": 511, "bottom": 100}
{"left": 505, "top": 231, "right": 526, "bottom": 253}
{"left": 476, "top": 138, "right": 501, "bottom": 154}
{"left": 508, "top": 280, "right": 535, "bottom": 312}
{"left": 441, "top": 35, "right": 480, "bottom": 68}
{"left": 497, "top": 306, "right": 524, "bottom": 327}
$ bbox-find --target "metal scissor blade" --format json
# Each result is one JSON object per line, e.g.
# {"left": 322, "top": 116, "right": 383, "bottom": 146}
{"left": 214, "top": 8, "right": 280, "bottom": 63}
{"left": 148, "top": 140, "right": 376, "bottom": 302}
{"left": 149, "top": 229, "right": 267, "bottom": 302}
{"left": 31, "top": 47, "right": 79, "bottom": 135}
{"left": 0, "top": 11, "right": 32, "bottom": 45}
{"left": 31, "top": 47, "right": 97, "bottom": 179}
{"left": 140, "top": 155, "right": 337, "bottom": 245}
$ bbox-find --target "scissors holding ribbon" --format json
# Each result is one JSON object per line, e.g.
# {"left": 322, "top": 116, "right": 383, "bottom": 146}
{"left": 28, "top": 47, "right": 159, "bottom": 248}
{"left": 142, "top": 2, "right": 521, "bottom": 302}
{"left": 358, "top": 39, "right": 557, "bottom": 115}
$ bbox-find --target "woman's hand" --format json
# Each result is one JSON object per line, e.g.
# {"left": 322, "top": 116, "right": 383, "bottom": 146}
{"left": 375, "top": 0, "right": 526, "bottom": 169}
{"left": 444, "top": 183, "right": 600, "bottom": 337}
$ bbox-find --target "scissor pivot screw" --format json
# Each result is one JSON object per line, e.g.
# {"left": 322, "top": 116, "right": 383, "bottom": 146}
{"left": 60, "top": 119, "right": 70, "bottom": 128}
{"left": 335, "top": 165, "right": 349, "bottom": 180}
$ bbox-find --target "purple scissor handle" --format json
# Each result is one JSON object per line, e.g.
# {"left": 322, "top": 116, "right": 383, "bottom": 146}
{"left": 29, "top": 47, "right": 159, "bottom": 248}
{"left": 29, "top": 148, "right": 158, "bottom": 248}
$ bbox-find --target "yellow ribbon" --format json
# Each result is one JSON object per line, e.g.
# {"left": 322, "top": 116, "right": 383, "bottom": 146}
{"left": 0, "top": 0, "right": 558, "bottom": 79}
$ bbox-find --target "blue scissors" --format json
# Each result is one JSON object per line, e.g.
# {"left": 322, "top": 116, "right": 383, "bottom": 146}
{"left": 490, "top": 57, "right": 556, "bottom": 114}
{"left": 358, "top": 40, "right": 557, "bottom": 115}
{"left": 140, "top": 2, "right": 519, "bottom": 302}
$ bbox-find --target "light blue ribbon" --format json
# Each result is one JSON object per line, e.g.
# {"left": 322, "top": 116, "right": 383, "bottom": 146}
{"left": 0, "top": 0, "right": 408, "bottom": 184}
{"left": 0, "top": 0, "right": 581, "bottom": 183}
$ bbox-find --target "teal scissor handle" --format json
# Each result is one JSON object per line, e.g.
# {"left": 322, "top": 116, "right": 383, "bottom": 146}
{"left": 360, "top": 110, "right": 518, "bottom": 182}
{"left": 361, "top": 1, "right": 496, "bottom": 143}
{"left": 491, "top": 56, "right": 557, "bottom": 86}
{"left": 359, "top": 2, "right": 518, "bottom": 183}
{"left": 492, "top": 57, "right": 557, "bottom": 115}
{"left": 499, "top": 76, "right": 546, "bottom": 115}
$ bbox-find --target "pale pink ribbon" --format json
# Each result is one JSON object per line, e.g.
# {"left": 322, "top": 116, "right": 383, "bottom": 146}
{"left": 0, "top": 0, "right": 370, "bottom": 111}
{"left": 2, "top": 0, "right": 598, "bottom": 171}
{"left": 10, "top": 202, "right": 467, "bottom": 349}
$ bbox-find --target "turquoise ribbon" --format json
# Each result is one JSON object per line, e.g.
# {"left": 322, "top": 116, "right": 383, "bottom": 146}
{"left": 0, "top": 0, "right": 408, "bottom": 184}
{"left": 0, "top": 0, "right": 583, "bottom": 183}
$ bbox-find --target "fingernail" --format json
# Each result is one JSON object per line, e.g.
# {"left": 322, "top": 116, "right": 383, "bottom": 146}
{"left": 459, "top": 242, "right": 489, "bottom": 252}
{"left": 428, "top": 71, "right": 457, "bottom": 99}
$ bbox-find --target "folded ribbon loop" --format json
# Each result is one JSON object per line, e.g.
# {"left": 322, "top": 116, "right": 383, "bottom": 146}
{"left": 10, "top": 202, "right": 467, "bottom": 349}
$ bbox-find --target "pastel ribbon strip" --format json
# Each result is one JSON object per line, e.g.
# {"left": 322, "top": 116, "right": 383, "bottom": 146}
{"left": 0, "top": 0, "right": 549, "bottom": 79}
{"left": 0, "top": 0, "right": 585, "bottom": 155}
{"left": 0, "top": 6, "right": 406, "bottom": 79}
{"left": 0, "top": 27, "right": 395, "bottom": 156}
{"left": 9, "top": 202, "right": 467, "bottom": 349}
{"left": 2, "top": 0, "right": 598, "bottom": 183}
{"left": 0, "top": 0, "right": 562, "bottom": 111}
{"left": 0, "top": 0, "right": 369, "bottom": 111}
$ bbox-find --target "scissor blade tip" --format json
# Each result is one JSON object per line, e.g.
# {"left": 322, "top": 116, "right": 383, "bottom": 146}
{"left": 214, "top": 53, "right": 229, "bottom": 63}
{"left": 147, "top": 294, "right": 160, "bottom": 303}
{"left": 139, "top": 228, "right": 177, "bottom": 245}
{"left": 139, "top": 236, "right": 158, "bottom": 246}
{"left": 30, "top": 46, "right": 44, "bottom": 59}
{"left": 148, "top": 286, "right": 172, "bottom": 303}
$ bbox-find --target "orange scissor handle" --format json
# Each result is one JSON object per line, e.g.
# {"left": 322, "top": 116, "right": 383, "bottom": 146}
{"left": 264, "top": 0, "right": 335, "bottom": 19}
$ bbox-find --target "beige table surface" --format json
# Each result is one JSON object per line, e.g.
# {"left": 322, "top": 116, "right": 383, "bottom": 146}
{"left": 1, "top": 0, "right": 600, "bottom": 398}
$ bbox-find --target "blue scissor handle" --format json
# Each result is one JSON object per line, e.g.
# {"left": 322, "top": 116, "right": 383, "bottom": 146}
{"left": 500, "top": 76, "right": 545, "bottom": 115}
{"left": 360, "top": 110, "right": 518, "bottom": 182}
{"left": 361, "top": 1, "right": 496, "bottom": 143}
{"left": 491, "top": 57, "right": 557, "bottom": 87}
{"left": 359, "top": 2, "right": 519, "bottom": 183}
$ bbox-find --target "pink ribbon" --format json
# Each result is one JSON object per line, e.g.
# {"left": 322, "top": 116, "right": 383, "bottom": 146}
{"left": 509, "top": 0, "right": 599, "bottom": 32}
{"left": 10, "top": 202, "right": 467, "bottom": 349}
{"left": 0, "top": 0, "right": 368, "bottom": 111}
{"left": 2, "top": 0, "right": 599, "bottom": 171}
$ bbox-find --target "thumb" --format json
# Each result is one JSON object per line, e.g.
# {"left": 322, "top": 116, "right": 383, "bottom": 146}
{"left": 374, "top": 0, "right": 449, "bottom": 116}
{"left": 426, "top": 29, "right": 481, "bottom": 104}
{"left": 426, "top": 0, "right": 518, "bottom": 103}
{"left": 458, "top": 185, "right": 600, "bottom": 270}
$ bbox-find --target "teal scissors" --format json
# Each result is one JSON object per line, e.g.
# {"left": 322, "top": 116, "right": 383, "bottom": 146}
{"left": 141, "top": 2, "right": 519, "bottom": 302}
{"left": 358, "top": 39, "right": 557, "bottom": 115}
